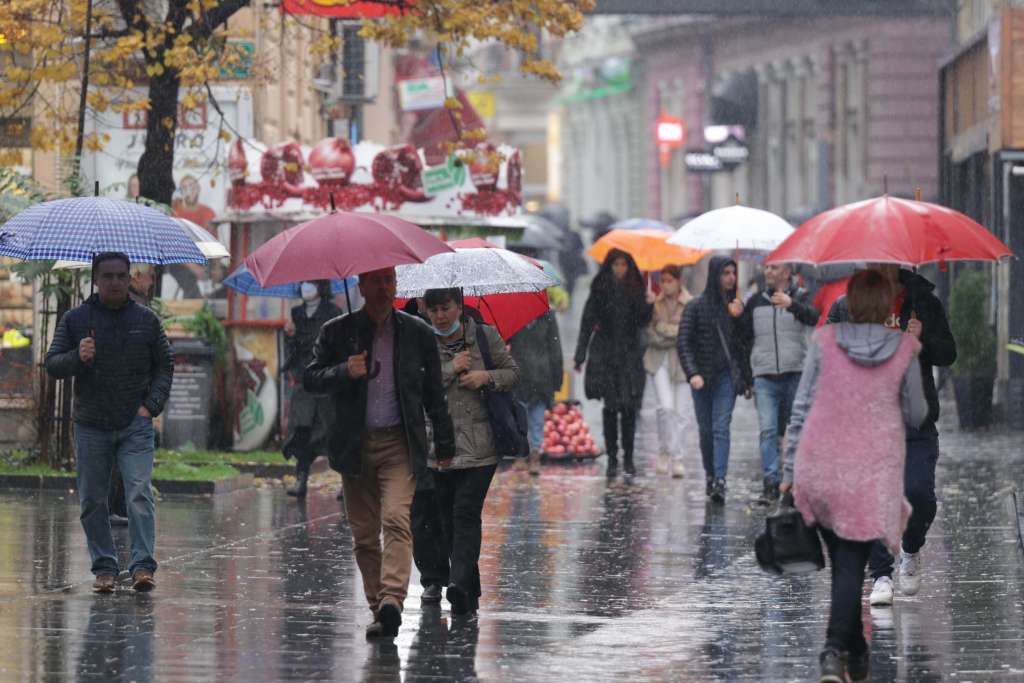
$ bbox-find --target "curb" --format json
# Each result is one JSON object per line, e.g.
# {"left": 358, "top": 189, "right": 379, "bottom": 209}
{"left": 228, "top": 458, "right": 330, "bottom": 479}
{"left": 0, "top": 473, "right": 255, "bottom": 495}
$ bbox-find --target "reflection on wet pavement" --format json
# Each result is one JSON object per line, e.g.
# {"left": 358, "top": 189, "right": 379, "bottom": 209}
{"left": 0, "top": 402, "right": 1021, "bottom": 681}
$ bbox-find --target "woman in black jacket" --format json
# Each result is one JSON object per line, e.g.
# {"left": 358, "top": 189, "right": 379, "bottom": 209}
{"left": 574, "top": 249, "right": 653, "bottom": 477}
{"left": 282, "top": 280, "right": 343, "bottom": 498}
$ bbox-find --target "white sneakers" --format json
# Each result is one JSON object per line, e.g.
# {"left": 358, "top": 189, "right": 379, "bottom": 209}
{"left": 672, "top": 461, "right": 685, "bottom": 478}
{"left": 869, "top": 550, "right": 923, "bottom": 607}
{"left": 869, "top": 576, "right": 894, "bottom": 606}
{"left": 898, "top": 550, "right": 922, "bottom": 596}
{"left": 656, "top": 454, "right": 669, "bottom": 475}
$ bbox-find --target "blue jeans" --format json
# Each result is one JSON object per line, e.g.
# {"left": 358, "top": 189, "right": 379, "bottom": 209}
{"left": 75, "top": 414, "right": 157, "bottom": 577}
{"left": 691, "top": 368, "right": 737, "bottom": 481}
{"left": 753, "top": 373, "right": 802, "bottom": 484}
{"left": 520, "top": 401, "right": 547, "bottom": 452}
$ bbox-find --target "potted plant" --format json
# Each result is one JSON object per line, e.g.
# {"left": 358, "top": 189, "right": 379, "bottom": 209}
{"left": 949, "top": 269, "right": 997, "bottom": 429}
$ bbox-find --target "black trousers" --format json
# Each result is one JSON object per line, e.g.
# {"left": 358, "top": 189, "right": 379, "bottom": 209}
{"left": 820, "top": 528, "right": 873, "bottom": 656}
{"left": 434, "top": 464, "right": 497, "bottom": 601}
{"left": 411, "top": 485, "right": 449, "bottom": 588}
{"left": 869, "top": 427, "right": 939, "bottom": 579}
{"left": 602, "top": 407, "right": 637, "bottom": 462}
{"left": 285, "top": 427, "right": 318, "bottom": 475}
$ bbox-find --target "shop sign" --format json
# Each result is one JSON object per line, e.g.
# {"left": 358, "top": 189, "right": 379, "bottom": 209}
{"left": 422, "top": 154, "right": 467, "bottom": 195}
{"left": 685, "top": 151, "right": 723, "bottom": 173}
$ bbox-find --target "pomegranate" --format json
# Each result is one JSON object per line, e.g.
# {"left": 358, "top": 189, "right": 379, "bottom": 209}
{"left": 372, "top": 144, "right": 427, "bottom": 202}
{"left": 309, "top": 138, "right": 356, "bottom": 187}
{"left": 468, "top": 142, "right": 499, "bottom": 191}
{"left": 260, "top": 143, "right": 305, "bottom": 198}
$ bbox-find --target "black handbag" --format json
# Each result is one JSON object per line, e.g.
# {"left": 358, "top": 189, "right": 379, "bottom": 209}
{"left": 755, "top": 492, "right": 826, "bottom": 575}
{"left": 714, "top": 322, "right": 748, "bottom": 395}
{"left": 474, "top": 324, "right": 529, "bottom": 459}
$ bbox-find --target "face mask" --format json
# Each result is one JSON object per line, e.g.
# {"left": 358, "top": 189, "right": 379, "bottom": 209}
{"left": 431, "top": 317, "right": 461, "bottom": 337}
{"left": 300, "top": 282, "right": 319, "bottom": 302}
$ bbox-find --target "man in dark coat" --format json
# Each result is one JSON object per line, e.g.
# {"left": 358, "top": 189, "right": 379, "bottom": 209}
{"left": 282, "top": 280, "right": 343, "bottom": 498}
{"left": 510, "top": 310, "right": 564, "bottom": 475}
{"left": 304, "top": 267, "right": 455, "bottom": 639}
{"left": 827, "top": 265, "right": 956, "bottom": 606}
{"left": 45, "top": 252, "right": 173, "bottom": 594}
{"left": 677, "top": 256, "right": 750, "bottom": 503}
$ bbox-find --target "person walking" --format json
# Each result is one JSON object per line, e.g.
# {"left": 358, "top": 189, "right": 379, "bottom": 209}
{"left": 400, "top": 297, "right": 452, "bottom": 607}
{"left": 304, "top": 267, "right": 455, "bottom": 639}
{"left": 781, "top": 269, "right": 928, "bottom": 683}
{"left": 509, "top": 310, "right": 563, "bottom": 475}
{"left": 573, "top": 249, "right": 653, "bottom": 478}
{"left": 677, "top": 256, "right": 749, "bottom": 503}
{"left": 282, "top": 280, "right": 343, "bottom": 498}
{"left": 423, "top": 288, "right": 520, "bottom": 617}
{"left": 738, "top": 262, "right": 819, "bottom": 504}
{"left": 45, "top": 252, "right": 173, "bottom": 594}
{"left": 827, "top": 264, "right": 957, "bottom": 606}
{"left": 643, "top": 264, "right": 695, "bottom": 479}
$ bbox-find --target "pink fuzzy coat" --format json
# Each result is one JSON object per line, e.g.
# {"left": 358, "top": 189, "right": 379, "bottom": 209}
{"left": 793, "top": 326, "right": 921, "bottom": 552}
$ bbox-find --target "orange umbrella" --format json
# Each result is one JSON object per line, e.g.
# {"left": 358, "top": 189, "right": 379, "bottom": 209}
{"left": 588, "top": 228, "right": 706, "bottom": 270}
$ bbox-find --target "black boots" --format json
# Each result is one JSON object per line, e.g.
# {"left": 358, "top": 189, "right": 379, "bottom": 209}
{"left": 621, "top": 409, "right": 636, "bottom": 476}
{"left": 287, "top": 468, "right": 309, "bottom": 498}
{"left": 603, "top": 408, "right": 619, "bottom": 478}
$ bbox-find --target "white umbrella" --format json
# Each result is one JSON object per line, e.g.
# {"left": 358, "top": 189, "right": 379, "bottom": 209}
{"left": 668, "top": 205, "right": 794, "bottom": 252}
{"left": 53, "top": 218, "right": 228, "bottom": 269}
{"left": 396, "top": 247, "right": 559, "bottom": 298}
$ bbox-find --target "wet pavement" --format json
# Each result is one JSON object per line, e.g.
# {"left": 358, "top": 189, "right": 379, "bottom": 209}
{"left": 0, "top": 396, "right": 1022, "bottom": 681}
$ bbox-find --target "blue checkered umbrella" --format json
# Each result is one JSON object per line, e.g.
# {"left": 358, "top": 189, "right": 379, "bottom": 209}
{"left": 0, "top": 197, "right": 206, "bottom": 265}
{"left": 223, "top": 263, "right": 357, "bottom": 299}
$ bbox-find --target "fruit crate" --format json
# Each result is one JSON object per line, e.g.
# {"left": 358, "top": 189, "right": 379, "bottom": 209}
{"left": 542, "top": 400, "right": 601, "bottom": 461}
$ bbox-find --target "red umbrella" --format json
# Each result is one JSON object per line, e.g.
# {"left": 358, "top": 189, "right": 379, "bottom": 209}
{"left": 766, "top": 196, "right": 1013, "bottom": 268}
{"left": 397, "top": 290, "right": 550, "bottom": 340}
{"left": 245, "top": 212, "right": 452, "bottom": 287}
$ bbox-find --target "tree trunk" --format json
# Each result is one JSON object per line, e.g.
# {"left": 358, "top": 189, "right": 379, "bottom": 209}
{"left": 137, "top": 68, "right": 181, "bottom": 205}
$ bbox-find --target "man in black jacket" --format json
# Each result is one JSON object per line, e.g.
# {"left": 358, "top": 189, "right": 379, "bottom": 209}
{"left": 510, "top": 310, "right": 563, "bottom": 475}
{"left": 305, "top": 267, "right": 455, "bottom": 639}
{"left": 737, "top": 263, "right": 819, "bottom": 504}
{"left": 677, "top": 256, "right": 750, "bottom": 504}
{"left": 45, "top": 252, "right": 173, "bottom": 594}
{"left": 827, "top": 265, "right": 957, "bottom": 606}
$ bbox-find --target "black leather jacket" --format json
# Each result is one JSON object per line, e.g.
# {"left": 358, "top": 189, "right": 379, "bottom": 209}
{"left": 304, "top": 309, "right": 455, "bottom": 478}
{"left": 45, "top": 294, "right": 173, "bottom": 431}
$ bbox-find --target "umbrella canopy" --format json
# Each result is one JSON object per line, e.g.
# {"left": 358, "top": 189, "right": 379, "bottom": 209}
{"left": 399, "top": 290, "right": 550, "bottom": 340}
{"left": 589, "top": 228, "right": 706, "bottom": 270}
{"left": 0, "top": 197, "right": 206, "bottom": 265}
{"left": 446, "top": 237, "right": 563, "bottom": 285}
{"left": 514, "top": 215, "right": 563, "bottom": 250}
{"left": 245, "top": 212, "right": 453, "bottom": 287}
{"left": 766, "top": 196, "right": 1014, "bottom": 267}
{"left": 609, "top": 217, "right": 674, "bottom": 232}
{"left": 52, "top": 217, "right": 228, "bottom": 269}
{"left": 223, "top": 263, "right": 357, "bottom": 299}
{"left": 668, "top": 205, "right": 794, "bottom": 252}
{"left": 396, "top": 247, "right": 558, "bottom": 298}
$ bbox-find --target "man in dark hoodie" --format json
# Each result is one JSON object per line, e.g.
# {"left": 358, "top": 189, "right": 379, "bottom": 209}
{"left": 677, "top": 256, "right": 750, "bottom": 503}
{"left": 45, "top": 252, "right": 173, "bottom": 594}
{"left": 827, "top": 264, "right": 956, "bottom": 606}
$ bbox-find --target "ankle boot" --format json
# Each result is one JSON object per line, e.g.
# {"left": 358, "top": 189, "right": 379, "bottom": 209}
{"left": 623, "top": 450, "right": 636, "bottom": 476}
{"left": 287, "top": 469, "right": 309, "bottom": 498}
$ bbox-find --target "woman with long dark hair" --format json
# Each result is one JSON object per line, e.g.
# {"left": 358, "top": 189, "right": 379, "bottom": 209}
{"left": 574, "top": 249, "right": 653, "bottom": 477}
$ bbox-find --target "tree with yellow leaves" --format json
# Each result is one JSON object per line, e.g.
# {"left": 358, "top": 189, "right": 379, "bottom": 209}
{"left": 0, "top": 0, "right": 592, "bottom": 204}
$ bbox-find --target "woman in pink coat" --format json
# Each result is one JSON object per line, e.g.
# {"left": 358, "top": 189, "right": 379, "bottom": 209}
{"left": 780, "top": 269, "right": 928, "bottom": 683}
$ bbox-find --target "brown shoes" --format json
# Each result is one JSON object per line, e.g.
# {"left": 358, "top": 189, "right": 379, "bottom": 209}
{"left": 92, "top": 574, "right": 116, "bottom": 594}
{"left": 527, "top": 450, "right": 542, "bottom": 476}
{"left": 131, "top": 569, "right": 156, "bottom": 592}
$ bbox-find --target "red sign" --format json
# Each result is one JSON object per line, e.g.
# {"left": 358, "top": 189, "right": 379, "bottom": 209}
{"left": 655, "top": 113, "right": 686, "bottom": 167}
{"left": 281, "top": 0, "right": 409, "bottom": 17}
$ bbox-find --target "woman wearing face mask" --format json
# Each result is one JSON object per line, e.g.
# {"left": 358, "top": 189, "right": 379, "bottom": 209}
{"left": 282, "top": 280, "right": 343, "bottom": 498}
{"left": 423, "top": 287, "right": 519, "bottom": 617}
{"left": 574, "top": 249, "right": 654, "bottom": 478}
{"left": 644, "top": 264, "right": 697, "bottom": 478}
